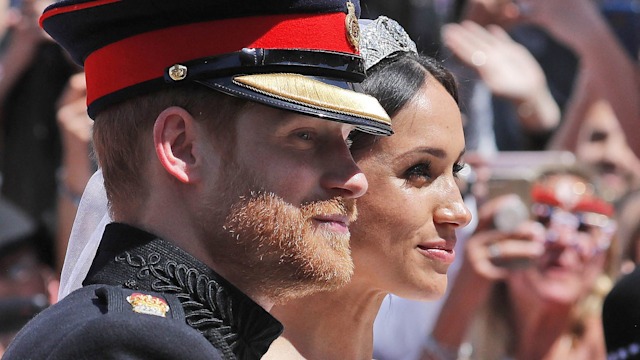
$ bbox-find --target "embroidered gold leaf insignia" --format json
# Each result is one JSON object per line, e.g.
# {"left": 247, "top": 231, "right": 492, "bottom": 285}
{"left": 345, "top": 1, "right": 360, "bottom": 51}
{"left": 126, "top": 293, "right": 170, "bottom": 318}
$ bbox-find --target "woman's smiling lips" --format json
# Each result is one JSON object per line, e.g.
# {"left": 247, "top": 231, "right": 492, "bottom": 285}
{"left": 313, "top": 214, "right": 350, "bottom": 234}
{"left": 416, "top": 239, "right": 456, "bottom": 264}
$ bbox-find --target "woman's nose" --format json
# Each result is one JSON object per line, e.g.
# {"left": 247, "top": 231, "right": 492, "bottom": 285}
{"left": 434, "top": 178, "right": 472, "bottom": 228}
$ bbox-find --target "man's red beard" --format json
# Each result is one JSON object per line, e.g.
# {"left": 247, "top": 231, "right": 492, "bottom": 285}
{"left": 221, "top": 192, "right": 357, "bottom": 303}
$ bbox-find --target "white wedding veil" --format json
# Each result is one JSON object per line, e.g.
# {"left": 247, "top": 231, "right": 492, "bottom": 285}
{"left": 58, "top": 169, "right": 110, "bottom": 298}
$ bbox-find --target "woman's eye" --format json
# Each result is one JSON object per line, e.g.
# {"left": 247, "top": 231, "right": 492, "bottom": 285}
{"left": 405, "top": 163, "right": 431, "bottom": 180}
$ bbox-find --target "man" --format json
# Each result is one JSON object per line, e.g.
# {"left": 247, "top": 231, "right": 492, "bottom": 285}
{"left": 3, "top": 0, "right": 391, "bottom": 359}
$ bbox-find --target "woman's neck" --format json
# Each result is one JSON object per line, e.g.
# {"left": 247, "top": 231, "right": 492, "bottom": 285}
{"left": 264, "top": 279, "right": 387, "bottom": 360}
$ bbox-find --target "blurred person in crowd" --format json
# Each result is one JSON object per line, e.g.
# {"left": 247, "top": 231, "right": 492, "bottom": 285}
{"left": 0, "top": 0, "right": 79, "bottom": 267}
{"left": 545, "top": 37, "right": 640, "bottom": 205}
{"left": 0, "top": 197, "right": 58, "bottom": 356}
{"left": 4, "top": 1, "right": 394, "bottom": 359}
{"left": 541, "top": 0, "right": 640, "bottom": 209}
{"left": 525, "top": 0, "right": 640, "bottom": 158}
{"left": 572, "top": 99, "right": 640, "bottom": 203}
{"left": 263, "top": 16, "right": 471, "bottom": 359}
{"left": 425, "top": 165, "right": 617, "bottom": 360}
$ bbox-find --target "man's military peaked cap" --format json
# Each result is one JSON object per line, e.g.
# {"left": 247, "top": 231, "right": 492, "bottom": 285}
{"left": 39, "top": 0, "right": 392, "bottom": 135}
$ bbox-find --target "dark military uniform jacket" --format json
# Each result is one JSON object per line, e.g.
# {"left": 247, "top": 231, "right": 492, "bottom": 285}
{"left": 4, "top": 223, "right": 283, "bottom": 360}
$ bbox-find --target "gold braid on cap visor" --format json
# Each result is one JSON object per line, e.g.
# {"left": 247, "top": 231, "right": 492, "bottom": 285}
{"left": 233, "top": 73, "right": 391, "bottom": 128}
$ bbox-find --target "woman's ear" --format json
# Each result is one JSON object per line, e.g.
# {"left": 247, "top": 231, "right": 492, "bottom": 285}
{"left": 153, "top": 106, "right": 200, "bottom": 183}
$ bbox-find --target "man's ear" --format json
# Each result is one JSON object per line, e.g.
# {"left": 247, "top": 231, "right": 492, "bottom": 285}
{"left": 153, "top": 106, "right": 201, "bottom": 183}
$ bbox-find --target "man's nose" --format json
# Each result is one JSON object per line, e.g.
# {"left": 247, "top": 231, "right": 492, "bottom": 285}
{"left": 320, "top": 144, "right": 368, "bottom": 199}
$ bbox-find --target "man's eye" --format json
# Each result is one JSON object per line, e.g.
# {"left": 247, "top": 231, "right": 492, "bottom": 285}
{"left": 295, "top": 131, "right": 314, "bottom": 141}
{"left": 297, "top": 132, "right": 312, "bottom": 141}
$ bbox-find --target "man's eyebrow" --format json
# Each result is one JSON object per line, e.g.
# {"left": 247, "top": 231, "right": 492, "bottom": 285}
{"left": 273, "top": 111, "right": 313, "bottom": 126}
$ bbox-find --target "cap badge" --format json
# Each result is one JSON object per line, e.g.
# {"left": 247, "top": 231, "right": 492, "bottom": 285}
{"left": 168, "top": 64, "right": 188, "bottom": 81}
{"left": 345, "top": 1, "right": 360, "bottom": 51}
{"left": 126, "top": 293, "right": 170, "bottom": 317}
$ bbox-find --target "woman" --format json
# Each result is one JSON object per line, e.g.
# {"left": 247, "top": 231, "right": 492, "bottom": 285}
{"left": 426, "top": 165, "right": 617, "bottom": 360}
{"left": 263, "top": 16, "right": 472, "bottom": 359}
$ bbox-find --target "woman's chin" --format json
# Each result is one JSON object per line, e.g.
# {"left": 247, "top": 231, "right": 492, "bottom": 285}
{"left": 393, "top": 275, "right": 448, "bottom": 301}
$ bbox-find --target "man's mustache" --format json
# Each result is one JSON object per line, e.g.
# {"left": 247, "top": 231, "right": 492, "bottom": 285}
{"left": 300, "top": 197, "right": 358, "bottom": 224}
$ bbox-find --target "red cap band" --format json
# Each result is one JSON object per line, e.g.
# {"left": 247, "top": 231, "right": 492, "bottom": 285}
{"left": 82, "top": 12, "right": 356, "bottom": 107}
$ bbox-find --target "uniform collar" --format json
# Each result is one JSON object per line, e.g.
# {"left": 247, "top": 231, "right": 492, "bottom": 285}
{"left": 84, "top": 222, "right": 283, "bottom": 360}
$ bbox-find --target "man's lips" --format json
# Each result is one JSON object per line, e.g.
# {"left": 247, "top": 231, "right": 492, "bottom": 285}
{"left": 313, "top": 214, "right": 350, "bottom": 233}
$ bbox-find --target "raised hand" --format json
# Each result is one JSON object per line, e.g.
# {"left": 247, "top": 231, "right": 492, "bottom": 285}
{"left": 442, "top": 20, "right": 560, "bottom": 131}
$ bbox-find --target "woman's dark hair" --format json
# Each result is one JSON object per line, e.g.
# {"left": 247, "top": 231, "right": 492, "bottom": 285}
{"left": 361, "top": 51, "right": 458, "bottom": 118}
{"left": 349, "top": 51, "right": 459, "bottom": 150}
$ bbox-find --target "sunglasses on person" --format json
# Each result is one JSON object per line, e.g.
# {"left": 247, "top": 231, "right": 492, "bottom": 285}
{"left": 530, "top": 184, "right": 616, "bottom": 256}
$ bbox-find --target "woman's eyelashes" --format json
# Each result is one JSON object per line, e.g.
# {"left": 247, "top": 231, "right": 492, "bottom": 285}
{"left": 404, "top": 161, "right": 467, "bottom": 185}
{"left": 405, "top": 162, "right": 432, "bottom": 182}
